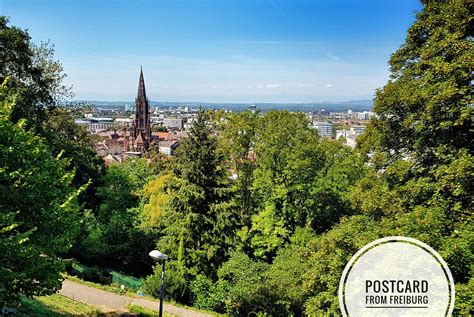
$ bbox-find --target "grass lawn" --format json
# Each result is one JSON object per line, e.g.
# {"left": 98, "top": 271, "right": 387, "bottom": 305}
{"left": 19, "top": 294, "right": 111, "bottom": 316}
{"left": 19, "top": 294, "right": 177, "bottom": 316}
{"left": 126, "top": 304, "right": 177, "bottom": 317}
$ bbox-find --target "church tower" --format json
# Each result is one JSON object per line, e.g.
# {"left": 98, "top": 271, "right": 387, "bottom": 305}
{"left": 131, "top": 67, "right": 151, "bottom": 152}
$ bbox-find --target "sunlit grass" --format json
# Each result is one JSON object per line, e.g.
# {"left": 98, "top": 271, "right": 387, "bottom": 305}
{"left": 20, "top": 294, "right": 114, "bottom": 316}
{"left": 126, "top": 304, "right": 177, "bottom": 317}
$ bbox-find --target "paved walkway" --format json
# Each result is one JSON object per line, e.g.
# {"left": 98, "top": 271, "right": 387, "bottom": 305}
{"left": 59, "top": 280, "right": 212, "bottom": 317}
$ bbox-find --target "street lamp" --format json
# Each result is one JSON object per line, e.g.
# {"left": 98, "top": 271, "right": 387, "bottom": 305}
{"left": 149, "top": 250, "right": 168, "bottom": 317}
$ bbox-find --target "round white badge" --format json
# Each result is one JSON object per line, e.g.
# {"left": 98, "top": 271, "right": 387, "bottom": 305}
{"left": 339, "top": 236, "right": 455, "bottom": 316}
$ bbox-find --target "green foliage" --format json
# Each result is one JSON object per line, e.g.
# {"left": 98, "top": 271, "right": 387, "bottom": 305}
{"left": 0, "top": 17, "right": 72, "bottom": 129}
{"left": 247, "top": 115, "right": 365, "bottom": 259}
{"left": 215, "top": 252, "right": 270, "bottom": 316}
{"left": 440, "top": 221, "right": 473, "bottom": 284}
{"left": 248, "top": 202, "right": 289, "bottom": 259}
{"left": 363, "top": 0, "right": 473, "bottom": 167}
{"left": 218, "top": 110, "right": 259, "bottom": 222}
{"left": 190, "top": 274, "right": 229, "bottom": 312}
{"left": 142, "top": 261, "right": 188, "bottom": 302}
{"left": 453, "top": 277, "right": 474, "bottom": 317}
{"left": 191, "top": 244, "right": 316, "bottom": 316}
{"left": 1, "top": 17, "right": 100, "bottom": 212}
{"left": 143, "top": 111, "right": 240, "bottom": 303}
{"left": 71, "top": 158, "right": 158, "bottom": 276}
{"left": 263, "top": 228, "right": 315, "bottom": 315}
{"left": 42, "top": 107, "right": 104, "bottom": 210}
{"left": 97, "top": 158, "right": 158, "bottom": 221}
{"left": 303, "top": 215, "right": 380, "bottom": 315}
{"left": 0, "top": 81, "right": 82, "bottom": 303}
{"left": 299, "top": 3, "right": 474, "bottom": 314}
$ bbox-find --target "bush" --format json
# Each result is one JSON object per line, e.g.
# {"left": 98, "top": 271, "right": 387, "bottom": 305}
{"left": 216, "top": 252, "right": 270, "bottom": 316}
{"left": 81, "top": 267, "right": 110, "bottom": 285}
{"left": 66, "top": 261, "right": 111, "bottom": 285}
{"left": 190, "top": 274, "right": 229, "bottom": 312}
{"left": 454, "top": 278, "right": 474, "bottom": 317}
{"left": 142, "top": 261, "right": 189, "bottom": 303}
{"left": 263, "top": 228, "right": 315, "bottom": 315}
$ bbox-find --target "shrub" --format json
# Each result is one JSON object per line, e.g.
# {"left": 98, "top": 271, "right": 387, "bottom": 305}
{"left": 142, "top": 261, "right": 189, "bottom": 303}
{"left": 216, "top": 252, "right": 270, "bottom": 316}
{"left": 190, "top": 274, "right": 228, "bottom": 312}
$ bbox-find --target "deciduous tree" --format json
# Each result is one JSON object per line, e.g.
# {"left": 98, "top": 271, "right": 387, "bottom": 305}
{"left": 0, "top": 82, "right": 83, "bottom": 304}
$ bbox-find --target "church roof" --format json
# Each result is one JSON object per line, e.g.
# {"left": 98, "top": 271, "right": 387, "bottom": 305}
{"left": 135, "top": 131, "right": 145, "bottom": 145}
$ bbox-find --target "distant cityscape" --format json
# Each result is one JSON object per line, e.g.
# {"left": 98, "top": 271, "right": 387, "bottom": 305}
{"left": 77, "top": 99, "right": 373, "bottom": 113}
{"left": 75, "top": 69, "right": 375, "bottom": 165}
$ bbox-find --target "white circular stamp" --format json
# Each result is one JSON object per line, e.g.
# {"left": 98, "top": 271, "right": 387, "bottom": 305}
{"left": 339, "top": 236, "right": 455, "bottom": 316}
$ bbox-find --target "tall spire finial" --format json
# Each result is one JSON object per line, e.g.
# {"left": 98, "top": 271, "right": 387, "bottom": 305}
{"left": 137, "top": 67, "right": 146, "bottom": 100}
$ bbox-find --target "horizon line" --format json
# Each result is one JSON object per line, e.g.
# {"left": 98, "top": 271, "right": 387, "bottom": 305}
{"left": 72, "top": 99, "right": 373, "bottom": 105}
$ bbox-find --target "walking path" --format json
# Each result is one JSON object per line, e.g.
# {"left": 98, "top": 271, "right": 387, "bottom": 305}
{"left": 59, "top": 280, "right": 212, "bottom": 317}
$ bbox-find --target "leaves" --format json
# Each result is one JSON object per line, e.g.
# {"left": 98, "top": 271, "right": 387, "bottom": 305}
{"left": 0, "top": 81, "right": 81, "bottom": 303}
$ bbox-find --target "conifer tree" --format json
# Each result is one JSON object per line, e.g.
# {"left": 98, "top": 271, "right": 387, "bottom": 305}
{"left": 144, "top": 111, "right": 239, "bottom": 303}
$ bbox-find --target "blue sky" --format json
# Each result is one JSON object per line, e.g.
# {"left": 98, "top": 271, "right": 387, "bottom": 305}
{"left": 2, "top": 0, "right": 422, "bottom": 102}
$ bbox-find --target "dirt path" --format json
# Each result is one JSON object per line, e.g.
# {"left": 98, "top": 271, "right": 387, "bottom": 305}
{"left": 59, "top": 280, "right": 212, "bottom": 317}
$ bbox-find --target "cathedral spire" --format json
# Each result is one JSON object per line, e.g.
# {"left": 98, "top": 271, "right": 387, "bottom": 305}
{"left": 132, "top": 67, "right": 151, "bottom": 153}
{"left": 137, "top": 66, "right": 147, "bottom": 100}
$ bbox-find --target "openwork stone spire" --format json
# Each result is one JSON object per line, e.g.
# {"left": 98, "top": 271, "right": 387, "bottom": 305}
{"left": 132, "top": 67, "right": 151, "bottom": 152}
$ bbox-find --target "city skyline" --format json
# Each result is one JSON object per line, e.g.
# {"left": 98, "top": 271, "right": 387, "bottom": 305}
{"left": 3, "top": 0, "right": 422, "bottom": 102}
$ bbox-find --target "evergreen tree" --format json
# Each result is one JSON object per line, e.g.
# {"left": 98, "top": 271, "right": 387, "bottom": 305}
{"left": 144, "top": 111, "right": 239, "bottom": 303}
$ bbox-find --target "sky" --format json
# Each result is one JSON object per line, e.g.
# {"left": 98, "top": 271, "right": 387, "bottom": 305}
{"left": 2, "top": 0, "right": 422, "bottom": 103}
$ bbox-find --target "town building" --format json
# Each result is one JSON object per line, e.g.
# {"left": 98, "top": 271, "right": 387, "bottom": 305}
{"left": 159, "top": 140, "right": 179, "bottom": 156}
{"left": 357, "top": 111, "right": 376, "bottom": 120}
{"left": 163, "top": 118, "right": 184, "bottom": 130}
{"left": 336, "top": 125, "right": 366, "bottom": 148}
{"left": 314, "top": 121, "right": 333, "bottom": 138}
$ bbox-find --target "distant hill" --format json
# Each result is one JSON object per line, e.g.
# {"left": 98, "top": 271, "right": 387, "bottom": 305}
{"left": 76, "top": 99, "right": 373, "bottom": 112}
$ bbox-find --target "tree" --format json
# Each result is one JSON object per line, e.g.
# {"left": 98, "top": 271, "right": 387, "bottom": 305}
{"left": 218, "top": 110, "right": 259, "bottom": 224}
{"left": 1, "top": 17, "right": 102, "bottom": 212}
{"left": 246, "top": 111, "right": 322, "bottom": 258}
{"left": 143, "top": 111, "right": 239, "bottom": 302}
{"left": 245, "top": 112, "right": 364, "bottom": 259}
{"left": 71, "top": 158, "right": 158, "bottom": 275}
{"left": 0, "top": 81, "right": 83, "bottom": 304}
{"left": 42, "top": 107, "right": 104, "bottom": 211}
{"left": 0, "top": 17, "right": 72, "bottom": 129}
{"left": 303, "top": 1, "right": 473, "bottom": 314}
{"left": 362, "top": 0, "right": 473, "bottom": 167}
{"left": 358, "top": 0, "right": 473, "bottom": 246}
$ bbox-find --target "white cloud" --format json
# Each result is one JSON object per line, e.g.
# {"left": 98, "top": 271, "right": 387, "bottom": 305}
{"left": 325, "top": 84, "right": 333, "bottom": 88}
{"left": 298, "top": 83, "right": 317, "bottom": 87}
{"left": 257, "top": 83, "right": 281, "bottom": 88}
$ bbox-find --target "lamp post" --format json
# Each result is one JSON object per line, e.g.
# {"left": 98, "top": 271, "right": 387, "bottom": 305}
{"left": 149, "top": 250, "right": 168, "bottom": 317}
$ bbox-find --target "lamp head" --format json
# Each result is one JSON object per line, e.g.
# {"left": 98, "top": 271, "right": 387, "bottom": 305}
{"left": 149, "top": 250, "right": 168, "bottom": 261}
